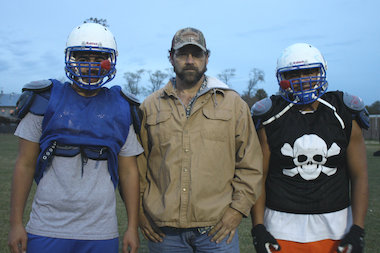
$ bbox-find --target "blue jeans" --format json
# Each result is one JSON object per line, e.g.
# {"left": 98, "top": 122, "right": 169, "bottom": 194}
{"left": 148, "top": 227, "right": 240, "bottom": 253}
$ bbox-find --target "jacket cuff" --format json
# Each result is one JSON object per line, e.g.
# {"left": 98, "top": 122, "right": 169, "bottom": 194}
{"left": 230, "top": 196, "right": 252, "bottom": 217}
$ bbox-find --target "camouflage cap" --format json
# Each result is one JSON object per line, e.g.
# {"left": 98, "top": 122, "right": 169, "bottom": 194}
{"left": 171, "top": 27, "right": 207, "bottom": 52}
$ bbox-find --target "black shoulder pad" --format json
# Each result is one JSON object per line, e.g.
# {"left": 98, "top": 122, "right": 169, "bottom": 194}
{"left": 22, "top": 79, "right": 52, "bottom": 92}
{"left": 119, "top": 89, "right": 141, "bottom": 135}
{"left": 343, "top": 92, "right": 369, "bottom": 130}
{"left": 129, "top": 104, "right": 142, "bottom": 136}
{"left": 16, "top": 81, "right": 52, "bottom": 119}
{"left": 120, "top": 89, "right": 142, "bottom": 135}
{"left": 251, "top": 98, "right": 272, "bottom": 129}
{"left": 121, "top": 88, "right": 140, "bottom": 105}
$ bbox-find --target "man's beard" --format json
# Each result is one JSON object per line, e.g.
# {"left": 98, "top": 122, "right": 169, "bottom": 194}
{"left": 174, "top": 65, "right": 207, "bottom": 88}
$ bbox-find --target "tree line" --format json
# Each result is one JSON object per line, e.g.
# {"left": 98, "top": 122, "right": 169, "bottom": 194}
{"left": 121, "top": 67, "right": 380, "bottom": 114}
{"left": 123, "top": 67, "right": 267, "bottom": 109}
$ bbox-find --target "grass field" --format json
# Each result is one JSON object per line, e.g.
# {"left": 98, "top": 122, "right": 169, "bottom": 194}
{"left": 1, "top": 133, "right": 379, "bottom": 253}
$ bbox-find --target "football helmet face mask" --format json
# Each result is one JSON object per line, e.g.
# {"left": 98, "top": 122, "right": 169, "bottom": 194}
{"left": 276, "top": 43, "right": 328, "bottom": 104}
{"left": 65, "top": 23, "right": 117, "bottom": 90}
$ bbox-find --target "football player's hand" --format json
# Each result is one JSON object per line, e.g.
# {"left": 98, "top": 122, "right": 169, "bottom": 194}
{"left": 337, "top": 225, "right": 364, "bottom": 253}
{"left": 251, "top": 224, "right": 280, "bottom": 253}
{"left": 8, "top": 224, "right": 27, "bottom": 253}
{"left": 121, "top": 228, "right": 139, "bottom": 253}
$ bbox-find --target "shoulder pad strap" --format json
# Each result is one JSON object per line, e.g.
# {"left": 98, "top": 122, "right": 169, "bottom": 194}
{"left": 22, "top": 79, "right": 52, "bottom": 92}
{"left": 121, "top": 88, "right": 140, "bottom": 105}
{"left": 251, "top": 98, "right": 272, "bottom": 117}
{"left": 343, "top": 92, "right": 365, "bottom": 111}
{"left": 16, "top": 83, "right": 52, "bottom": 119}
{"left": 343, "top": 92, "right": 369, "bottom": 130}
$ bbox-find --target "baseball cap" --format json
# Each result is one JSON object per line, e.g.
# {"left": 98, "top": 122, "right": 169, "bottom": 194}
{"left": 171, "top": 27, "right": 207, "bottom": 52}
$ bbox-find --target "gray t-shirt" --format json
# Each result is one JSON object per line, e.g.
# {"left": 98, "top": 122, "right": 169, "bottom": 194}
{"left": 15, "top": 112, "right": 143, "bottom": 240}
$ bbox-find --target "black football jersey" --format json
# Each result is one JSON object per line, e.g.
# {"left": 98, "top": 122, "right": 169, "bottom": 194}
{"left": 260, "top": 92, "right": 353, "bottom": 214}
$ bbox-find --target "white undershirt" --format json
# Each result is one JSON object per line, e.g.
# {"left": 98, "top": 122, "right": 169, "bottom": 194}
{"left": 264, "top": 207, "right": 352, "bottom": 242}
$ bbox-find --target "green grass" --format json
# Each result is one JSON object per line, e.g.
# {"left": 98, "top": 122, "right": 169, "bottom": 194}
{"left": 1, "top": 133, "right": 379, "bottom": 252}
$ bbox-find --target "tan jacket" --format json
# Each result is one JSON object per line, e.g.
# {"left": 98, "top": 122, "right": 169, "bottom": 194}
{"left": 138, "top": 76, "right": 263, "bottom": 228}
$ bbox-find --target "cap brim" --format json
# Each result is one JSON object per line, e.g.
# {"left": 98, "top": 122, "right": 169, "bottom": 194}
{"left": 173, "top": 42, "right": 207, "bottom": 52}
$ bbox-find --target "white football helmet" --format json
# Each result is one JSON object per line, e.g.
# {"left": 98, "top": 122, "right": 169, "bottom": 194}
{"left": 64, "top": 23, "right": 118, "bottom": 90}
{"left": 276, "top": 43, "right": 328, "bottom": 104}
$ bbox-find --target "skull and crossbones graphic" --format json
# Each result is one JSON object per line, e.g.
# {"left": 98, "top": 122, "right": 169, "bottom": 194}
{"left": 281, "top": 134, "right": 341, "bottom": 180}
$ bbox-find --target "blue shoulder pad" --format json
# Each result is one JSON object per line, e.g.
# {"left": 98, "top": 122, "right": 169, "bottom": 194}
{"left": 251, "top": 98, "right": 272, "bottom": 117}
{"left": 121, "top": 88, "right": 140, "bottom": 105}
{"left": 251, "top": 98, "right": 272, "bottom": 129}
{"left": 343, "top": 92, "right": 365, "bottom": 111}
{"left": 343, "top": 92, "right": 369, "bottom": 130}
{"left": 22, "top": 79, "right": 52, "bottom": 91}
{"left": 16, "top": 80, "right": 52, "bottom": 119}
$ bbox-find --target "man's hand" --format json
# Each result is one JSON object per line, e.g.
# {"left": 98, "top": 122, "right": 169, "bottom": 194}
{"left": 209, "top": 207, "right": 243, "bottom": 244}
{"left": 337, "top": 225, "right": 365, "bottom": 253}
{"left": 8, "top": 224, "right": 27, "bottom": 253}
{"left": 139, "top": 211, "right": 165, "bottom": 243}
{"left": 122, "top": 228, "right": 139, "bottom": 253}
{"left": 251, "top": 224, "right": 280, "bottom": 253}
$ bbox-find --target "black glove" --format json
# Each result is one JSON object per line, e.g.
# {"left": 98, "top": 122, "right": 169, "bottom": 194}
{"left": 251, "top": 224, "right": 280, "bottom": 253}
{"left": 337, "top": 225, "right": 365, "bottom": 253}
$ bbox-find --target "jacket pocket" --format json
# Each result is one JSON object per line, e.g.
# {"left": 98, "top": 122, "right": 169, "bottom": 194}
{"left": 201, "top": 108, "right": 232, "bottom": 141}
{"left": 202, "top": 107, "right": 232, "bottom": 121}
{"left": 146, "top": 110, "right": 172, "bottom": 144}
{"left": 146, "top": 110, "right": 172, "bottom": 125}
